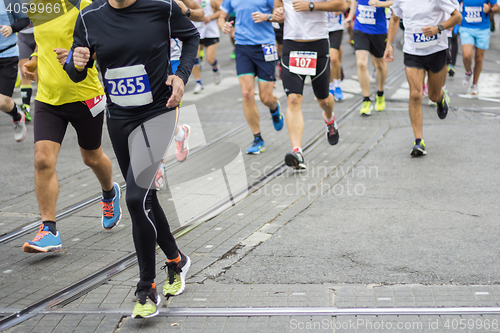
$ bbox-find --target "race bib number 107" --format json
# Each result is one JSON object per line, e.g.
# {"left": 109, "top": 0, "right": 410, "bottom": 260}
{"left": 289, "top": 51, "right": 317, "bottom": 76}
{"left": 104, "top": 65, "right": 153, "bottom": 107}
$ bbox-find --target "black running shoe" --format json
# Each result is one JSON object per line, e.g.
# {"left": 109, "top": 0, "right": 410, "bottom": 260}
{"left": 285, "top": 148, "right": 306, "bottom": 170}
{"left": 436, "top": 88, "right": 450, "bottom": 120}
{"left": 324, "top": 115, "right": 339, "bottom": 145}
{"left": 410, "top": 139, "right": 426, "bottom": 157}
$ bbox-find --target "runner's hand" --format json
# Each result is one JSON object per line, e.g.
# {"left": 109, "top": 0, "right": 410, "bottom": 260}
{"left": 383, "top": 45, "right": 394, "bottom": 63}
{"left": 292, "top": 0, "right": 309, "bottom": 12}
{"left": 273, "top": 7, "right": 284, "bottom": 22}
{"left": 422, "top": 25, "right": 438, "bottom": 37}
{"left": 175, "top": 0, "right": 188, "bottom": 13}
{"left": 252, "top": 12, "right": 267, "bottom": 23}
{"left": 483, "top": 3, "right": 491, "bottom": 13}
{"left": 166, "top": 75, "right": 185, "bottom": 108}
{"left": 368, "top": 0, "right": 379, "bottom": 6}
{"left": 222, "top": 21, "right": 233, "bottom": 34}
{"left": 54, "top": 48, "right": 69, "bottom": 66}
{"left": 73, "top": 46, "right": 91, "bottom": 71}
{"left": 344, "top": 17, "right": 352, "bottom": 28}
{"left": 0, "top": 25, "right": 13, "bottom": 37}
{"left": 22, "top": 61, "right": 37, "bottom": 81}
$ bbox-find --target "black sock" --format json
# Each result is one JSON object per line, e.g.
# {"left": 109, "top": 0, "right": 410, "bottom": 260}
{"left": 254, "top": 133, "right": 263, "bottom": 141}
{"left": 102, "top": 186, "right": 116, "bottom": 200}
{"left": 270, "top": 102, "right": 278, "bottom": 113}
{"left": 43, "top": 221, "right": 57, "bottom": 234}
{"left": 21, "top": 88, "right": 32, "bottom": 106}
{"left": 8, "top": 104, "right": 21, "bottom": 121}
{"left": 363, "top": 96, "right": 370, "bottom": 102}
{"left": 415, "top": 138, "right": 422, "bottom": 145}
{"left": 377, "top": 90, "right": 384, "bottom": 97}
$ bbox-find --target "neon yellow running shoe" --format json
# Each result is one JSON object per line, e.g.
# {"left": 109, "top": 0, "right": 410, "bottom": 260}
{"left": 360, "top": 100, "right": 372, "bottom": 116}
{"left": 131, "top": 282, "right": 161, "bottom": 319}
{"left": 375, "top": 94, "right": 385, "bottom": 111}
{"left": 162, "top": 251, "right": 191, "bottom": 297}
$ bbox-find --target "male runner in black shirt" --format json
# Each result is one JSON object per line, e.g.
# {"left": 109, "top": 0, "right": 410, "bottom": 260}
{"left": 65, "top": 0, "right": 199, "bottom": 318}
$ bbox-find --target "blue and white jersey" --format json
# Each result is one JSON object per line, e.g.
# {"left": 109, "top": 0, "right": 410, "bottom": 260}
{"left": 353, "top": 0, "right": 388, "bottom": 34}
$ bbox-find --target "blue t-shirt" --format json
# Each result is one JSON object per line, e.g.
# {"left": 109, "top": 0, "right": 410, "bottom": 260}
{"left": 0, "top": 0, "right": 28, "bottom": 58}
{"left": 353, "top": 0, "right": 387, "bottom": 34}
{"left": 220, "top": 0, "right": 276, "bottom": 45}
{"left": 459, "top": 0, "right": 496, "bottom": 29}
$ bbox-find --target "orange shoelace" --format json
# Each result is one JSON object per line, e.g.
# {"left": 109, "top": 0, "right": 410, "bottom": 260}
{"left": 33, "top": 224, "right": 50, "bottom": 241}
{"left": 101, "top": 201, "right": 114, "bottom": 218}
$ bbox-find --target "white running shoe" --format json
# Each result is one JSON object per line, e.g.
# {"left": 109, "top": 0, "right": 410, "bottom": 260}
{"left": 13, "top": 109, "right": 27, "bottom": 143}
{"left": 213, "top": 66, "right": 221, "bottom": 85}
{"left": 462, "top": 72, "right": 472, "bottom": 90}
{"left": 471, "top": 83, "right": 479, "bottom": 96}
{"left": 193, "top": 82, "right": 203, "bottom": 94}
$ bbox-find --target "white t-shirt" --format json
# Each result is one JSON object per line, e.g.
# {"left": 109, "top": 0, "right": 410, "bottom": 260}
{"left": 391, "top": 0, "right": 458, "bottom": 56}
{"left": 193, "top": 0, "right": 220, "bottom": 39}
{"left": 327, "top": 12, "right": 344, "bottom": 32}
{"left": 283, "top": 0, "right": 328, "bottom": 40}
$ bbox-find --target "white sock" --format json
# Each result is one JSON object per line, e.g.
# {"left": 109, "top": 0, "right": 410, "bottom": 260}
{"left": 329, "top": 82, "right": 334, "bottom": 90}
{"left": 293, "top": 146, "right": 303, "bottom": 154}
{"left": 334, "top": 79, "right": 341, "bottom": 88}
{"left": 323, "top": 112, "right": 334, "bottom": 123}
{"left": 175, "top": 126, "right": 185, "bottom": 141}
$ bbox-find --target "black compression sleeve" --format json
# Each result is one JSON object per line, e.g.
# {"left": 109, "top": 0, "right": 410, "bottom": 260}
{"left": 10, "top": 18, "right": 30, "bottom": 33}
{"left": 170, "top": 1, "right": 200, "bottom": 84}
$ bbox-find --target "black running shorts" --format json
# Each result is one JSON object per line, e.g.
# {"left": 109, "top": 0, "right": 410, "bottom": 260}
{"left": 404, "top": 50, "right": 447, "bottom": 73}
{"left": 329, "top": 30, "right": 343, "bottom": 50}
{"left": 353, "top": 30, "right": 387, "bottom": 58}
{"left": 34, "top": 100, "right": 104, "bottom": 150}
{"left": 200, "top": 37, "right": 219, "bottom": 47}
{"left": 281, "top": 39, "right": 330, "bottom": 100}
{"left": 0, "top": 57, "right": 18, "bottom": 97}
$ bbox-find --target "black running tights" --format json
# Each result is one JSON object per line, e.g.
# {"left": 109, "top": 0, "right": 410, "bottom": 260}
{"left": 107, "top": 110, "right": 178, "bottom": 284}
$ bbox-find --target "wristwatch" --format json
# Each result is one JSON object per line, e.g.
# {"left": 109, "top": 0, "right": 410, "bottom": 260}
{"left": 267, "top": 14, "right": 272, "bottom": 22}
{"left": 309, "top": 2, "right": 315, "bottom": 11}
{"left": 437, "top": 24, "right": 444, "bottom": 32}
{"left": 185, "top": 7, "right": 191, "bottom": 17}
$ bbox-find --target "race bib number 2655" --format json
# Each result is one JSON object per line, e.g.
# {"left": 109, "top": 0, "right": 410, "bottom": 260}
{"left": 104, "top": 65, "right": 153, "bottom": 107}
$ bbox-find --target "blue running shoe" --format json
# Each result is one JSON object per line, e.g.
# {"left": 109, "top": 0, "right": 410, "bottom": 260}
{"left": 246, "top": 137, "right": 265, "bottom": 155}
{"left": 101, "top": 182, "right": 122, "bottom": 230}
{"left": 23, "top": 223, "right": 62, "bottom": 253}
{"left": 334, "top": 87, "right": 344, "bottom": 101}
{"left": 329, "top": 88, "right": 335, "bottom": 97}
{"left": 270, "top": 101, "right": 284, "bottom": 131}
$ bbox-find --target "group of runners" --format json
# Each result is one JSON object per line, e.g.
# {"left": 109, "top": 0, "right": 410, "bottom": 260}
{"left": 0, "top": 0, "right": 498, "bottom": 319}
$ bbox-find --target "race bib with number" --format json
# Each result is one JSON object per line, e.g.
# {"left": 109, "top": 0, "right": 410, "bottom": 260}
{"left": 262, "top": 44, "right": 278, "bottom": 62}
{"left": 289, "top": 51, "right": 317, "bottom": 76}
{"left": 85, "top": 94, "right": 106, "bottom": 117}
{"left": 464, "top": 6, "right": 483, "bottom": 23}
{"left": 413, "top": 28, "right": 438, "bottom": 49}
{"left": 357, "top": 5, "right": 376, "bottom": 25}
{"left": 104, "top": 65, "right": 153, "bottom": 107}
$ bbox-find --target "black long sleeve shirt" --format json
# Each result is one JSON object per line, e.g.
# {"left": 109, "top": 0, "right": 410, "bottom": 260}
{"left": 66, "top": 0, "right": 199, "bottom": 120}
